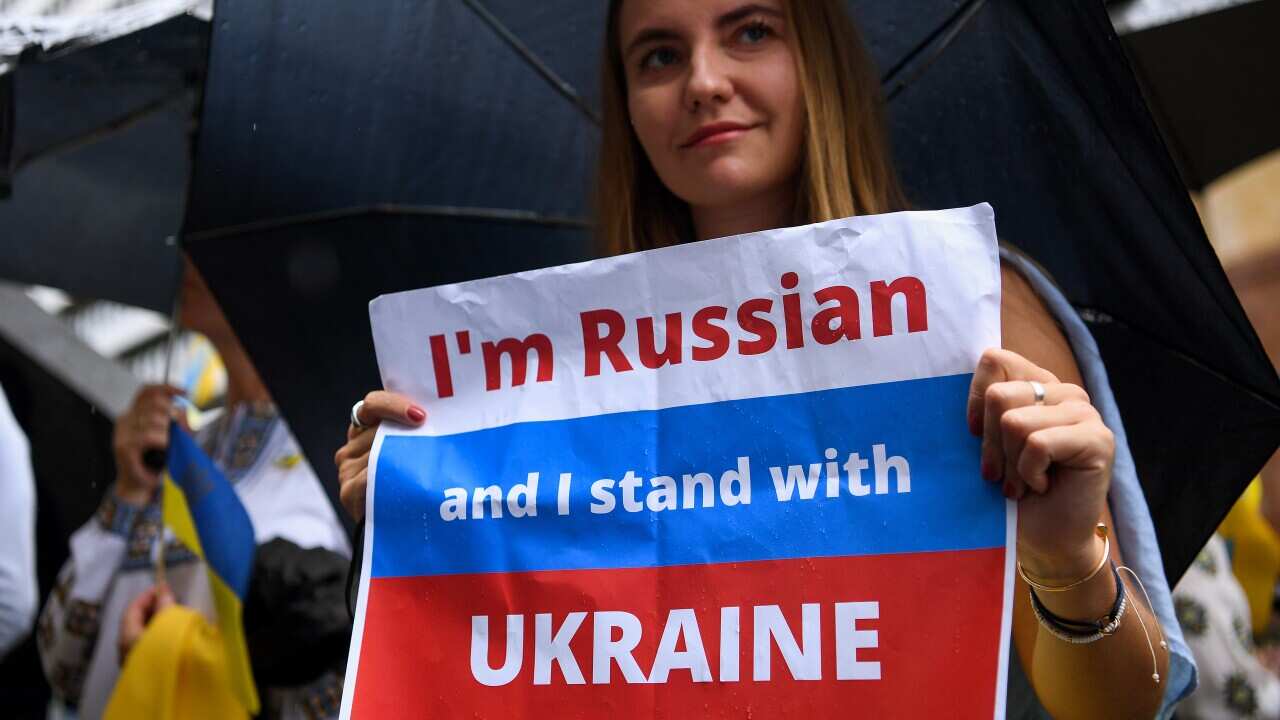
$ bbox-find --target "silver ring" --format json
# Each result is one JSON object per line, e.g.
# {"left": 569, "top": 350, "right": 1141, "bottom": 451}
{"left": 350, "top": 400, "right": 367, "bottom": 430}
{"left": 1028, "top": 380, "right": 1046, "bottom": 406}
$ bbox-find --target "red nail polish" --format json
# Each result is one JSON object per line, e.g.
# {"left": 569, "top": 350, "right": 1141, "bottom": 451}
{"left": 981, "top": 459, "right": 995, "bottom": 481}
{"left": 407, "top": 406, "right": 426, "bottom": 423}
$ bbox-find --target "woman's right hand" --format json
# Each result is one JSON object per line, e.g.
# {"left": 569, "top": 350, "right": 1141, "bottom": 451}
{"left": 334, "top": 391, "right": 426, "bottom": 521}
{"left": 112, "top": 384, "right": 184, "bottom": 507}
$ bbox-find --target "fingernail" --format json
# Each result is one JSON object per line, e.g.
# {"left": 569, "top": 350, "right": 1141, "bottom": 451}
{"left": 407, "top": 406, "right": 426, "bottom": 423}
{"left": 1002, "top": 481, "right": 1013, "bottom": 499}
{"left": 967, "top": 409, "right": 980, "bottom": 436}
{"left": 981, "top": 459, "right": 996, "bottom": 481}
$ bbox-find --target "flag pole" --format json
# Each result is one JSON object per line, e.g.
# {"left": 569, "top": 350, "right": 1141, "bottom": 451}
{"left": 153, "top": 237, "right": 184, "bottom": 589}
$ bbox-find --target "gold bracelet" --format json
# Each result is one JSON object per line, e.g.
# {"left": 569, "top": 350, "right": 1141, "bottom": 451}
{"left": 1017, "top": 524, "right": 1110, "bottom": 593}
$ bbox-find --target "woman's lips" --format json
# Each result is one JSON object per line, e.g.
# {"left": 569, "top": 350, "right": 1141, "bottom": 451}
{"left": 681, "top": 122, "right": 757, "bottom": 149}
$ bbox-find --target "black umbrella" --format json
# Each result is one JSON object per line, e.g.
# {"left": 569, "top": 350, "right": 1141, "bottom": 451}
{"left": 1113, "top": 0, "right": 1280, "bottom": 189}
{"left": 0, "top": 14, "right": 207, "bottom": 311}
{"left": 184, "top": 0, "right": 1280, "bottom": 581}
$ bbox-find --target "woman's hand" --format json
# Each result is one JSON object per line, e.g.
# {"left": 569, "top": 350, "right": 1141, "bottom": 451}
{"left": 334, "top": 391, "right": 427, "bottom": 522}
{"left": 967, "top": 348, "right": 1116, "bottom": 583}
{"left": 117, "top": 583, "right": 175, "bottom": 664}
{"left": 112, "top": 385, "right": 185, "bottom": 507}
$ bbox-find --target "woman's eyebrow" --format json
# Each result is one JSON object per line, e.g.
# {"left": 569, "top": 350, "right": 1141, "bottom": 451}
{"left": 624, "top": 27, "right": 681, "bottom": 58}
{"left": 715, "top": 3, "right": 784, "bottom": 29}
{"left": 623, "top": 3, "right": 783, "bottom": 58}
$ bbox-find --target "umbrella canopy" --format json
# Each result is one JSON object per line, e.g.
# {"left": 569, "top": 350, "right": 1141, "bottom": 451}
{"left": 1112, "top": 0, "right": 1280, "bottom": 189}
{"left": 184, "top": 0, "right": 1280, "bottom": 581}
{"left": 0, "top": 6, "right": 208, "bottom": 311}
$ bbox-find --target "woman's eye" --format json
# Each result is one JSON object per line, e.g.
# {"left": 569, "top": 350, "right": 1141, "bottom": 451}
{"left": 641, "top": 47, "right": 679, "bottom": 71}
{"left": 738, "top": 21, "right": 772, "bottom": 44}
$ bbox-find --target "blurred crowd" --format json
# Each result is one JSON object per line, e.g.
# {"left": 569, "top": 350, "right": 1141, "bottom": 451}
{"left": 1169, "top": 150, "right": 1280, "bottom": 719}
{"left": 2, "top": 260, "right": 352, "bottom": 720}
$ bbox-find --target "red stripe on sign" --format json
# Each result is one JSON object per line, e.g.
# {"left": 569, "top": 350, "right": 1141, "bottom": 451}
{"left": 351, "top": 549, "right": 1005, "bottom": 719}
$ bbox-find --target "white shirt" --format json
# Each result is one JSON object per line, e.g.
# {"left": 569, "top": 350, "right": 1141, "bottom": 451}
{"left": 0, "top": 384, "right": 38, "bottom": 657}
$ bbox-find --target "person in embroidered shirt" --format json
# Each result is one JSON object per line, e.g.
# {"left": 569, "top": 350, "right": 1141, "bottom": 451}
{"left": 36, "top": 258, "right": 351, "bottom": 720}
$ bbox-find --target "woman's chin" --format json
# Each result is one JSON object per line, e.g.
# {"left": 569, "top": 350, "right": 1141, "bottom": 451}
{"left": 675, "top": 168, "right": 780, "bottom": 210}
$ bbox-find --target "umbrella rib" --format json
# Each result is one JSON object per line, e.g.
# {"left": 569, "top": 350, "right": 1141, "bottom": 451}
{"left": 881, "top": 0, "right": 988, "bottom": 101}
{"left": 184, "top": 203, "right": 591, "bottom": 243}
{"left": 12, "top": 89, "right": 190, "bottom": 171}
{"left": 458, "top": 0, "right": 602, "bottom": 128}
{"left": 1121, "top": 49, "right": 1200, "bottom": 188}
{"left": 1078, "top": 305, "right": 1280, "bottom": 412}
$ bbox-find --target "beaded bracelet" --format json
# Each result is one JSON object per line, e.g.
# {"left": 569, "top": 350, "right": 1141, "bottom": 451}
{"left": 1029, "top": 562, "right": 1127, "bottom": 643}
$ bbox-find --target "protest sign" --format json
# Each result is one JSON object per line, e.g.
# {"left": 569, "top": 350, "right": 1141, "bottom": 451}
{"left": 341, "top": 204, "right": 1013, "bottom": 718}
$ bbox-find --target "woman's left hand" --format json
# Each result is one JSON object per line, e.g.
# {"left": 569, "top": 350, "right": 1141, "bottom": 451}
{"left": 967, "top": 348, "right": 1116, "bottom": 583}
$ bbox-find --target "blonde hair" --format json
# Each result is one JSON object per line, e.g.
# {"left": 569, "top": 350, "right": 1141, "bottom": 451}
{"left": 596, "top": 0, "right": 907, "bottom": 255}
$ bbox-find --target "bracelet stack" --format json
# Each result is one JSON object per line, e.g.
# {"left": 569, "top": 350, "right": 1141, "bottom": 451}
{"left": 1017, "top": 523, "right": 1167, "bottom": 684}
{"left": 1029, "top": 563, "right": 1127, "bottom": 643}
{"left": 1019, "top": 524, "right": 1124, "bottom": 645}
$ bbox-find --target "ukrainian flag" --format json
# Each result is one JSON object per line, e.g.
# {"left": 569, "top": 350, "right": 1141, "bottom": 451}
{"left": 162, "top": 422, "right": 260, "bottom": 714}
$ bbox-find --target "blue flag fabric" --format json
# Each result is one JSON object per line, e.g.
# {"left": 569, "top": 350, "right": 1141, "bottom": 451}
{"left": 162, "top": 421, "right": 259, "bottom": 712}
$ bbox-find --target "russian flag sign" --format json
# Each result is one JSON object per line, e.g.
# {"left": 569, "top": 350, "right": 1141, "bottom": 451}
{"left": 341, "top": 205, "right": 1015, "bottom": 719}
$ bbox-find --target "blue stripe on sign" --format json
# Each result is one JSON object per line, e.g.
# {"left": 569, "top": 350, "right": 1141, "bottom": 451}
{"left": 371, "top": 373, "right": 1004, "bottom": 579}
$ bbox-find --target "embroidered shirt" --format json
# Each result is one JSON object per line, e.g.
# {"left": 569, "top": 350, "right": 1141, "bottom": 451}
{"left": 37, "top": 404, "right": 350, "bottom": 720}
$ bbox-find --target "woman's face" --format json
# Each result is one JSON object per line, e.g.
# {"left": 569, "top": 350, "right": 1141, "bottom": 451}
{"left": 618, "top": 0, "right": 805, "bottom": 213}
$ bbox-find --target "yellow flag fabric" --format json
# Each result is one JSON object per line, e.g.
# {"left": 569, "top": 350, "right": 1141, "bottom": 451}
{"left": 161, "top": 423, "right": 260, "bottom": 714}
{"left": 1218, "top": 478, "right": 1280, "bottom": 635}
{"left": 104, "top": 605, "right": 249, "bottom": 720}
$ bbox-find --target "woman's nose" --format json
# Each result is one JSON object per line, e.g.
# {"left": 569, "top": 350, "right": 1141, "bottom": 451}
{"left": 683, "top": 46, "right": 734, "bottom": 112}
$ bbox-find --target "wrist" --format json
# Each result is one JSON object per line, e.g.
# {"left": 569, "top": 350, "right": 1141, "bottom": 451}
{"left": 1020, "top": 526, "right": 1119, "bottom": 623}
{"left": 1018, "top": 530, "right": 1107, "bottom": 586}
{"left": 112, "top": 479, "right": 154, "bottom": 508}
{"left": 1033, "top": 558, "right": 1121, "bottom": 625}
{"left": 98, "top": 488, "right": 149, "bottom": 539}
{"left": 1030, "top": 562, "right": 1126, "bottom": 641}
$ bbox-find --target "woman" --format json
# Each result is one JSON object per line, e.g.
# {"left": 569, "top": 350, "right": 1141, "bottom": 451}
{"left": 335, "top": 1, "right": 1178, "bottom": 716}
